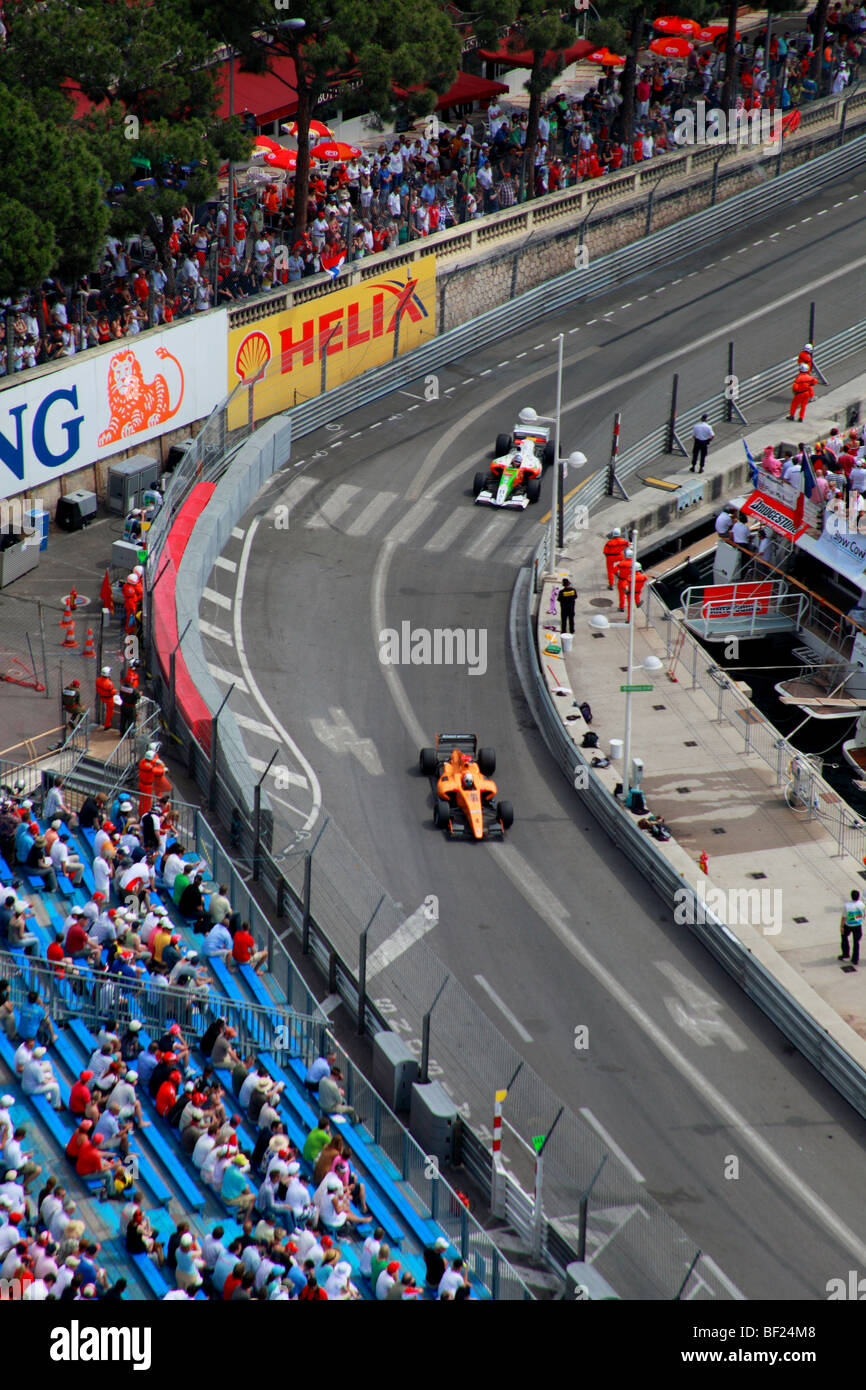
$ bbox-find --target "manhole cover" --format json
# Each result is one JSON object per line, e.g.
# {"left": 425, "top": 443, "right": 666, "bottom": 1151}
{"left": 653, "top": 704, "right": 666, "bottom": 710}
{"left": 793, "top": 915, "right": 808, "bottom": 923}
{"left": 676, "top": 786, "right": 691, "bottom": 794}
{"left": 684, "top": 741, "right": 698, "bottom": 747}
{"left": 711, "top": 826, "right": 726, "bottom": 834}
{"left": 749, "top": 872, "right": 767, "bottom": 880}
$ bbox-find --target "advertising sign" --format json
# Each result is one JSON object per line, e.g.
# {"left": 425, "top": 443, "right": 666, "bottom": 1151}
{"left": 700, "top": 582, "right": 773, "bottom": 619}
{"left": 0, "top": 313, "right": 228, "bottom": 500}
{"left": 801, "top": 510, "right": 866, "bottom": 584}
{"left": 227, "top": 257, "right": 436, "bottom": 429}
{"left": 743, "top": 488, "right": 807, "bottom": 540}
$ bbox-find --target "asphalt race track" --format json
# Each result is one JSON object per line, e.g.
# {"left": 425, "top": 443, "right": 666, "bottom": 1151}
{"left": 201, "top": 165, "right": 866, "bottom": 1299}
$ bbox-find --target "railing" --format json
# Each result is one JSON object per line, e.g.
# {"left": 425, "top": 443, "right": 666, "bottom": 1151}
{"left": 678, "top": 582, "right": 809, "bottom": 639}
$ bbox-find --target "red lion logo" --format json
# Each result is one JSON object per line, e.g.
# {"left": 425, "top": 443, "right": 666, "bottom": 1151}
{"left": 98, "top": 346, "right": 184, "bottom": 446}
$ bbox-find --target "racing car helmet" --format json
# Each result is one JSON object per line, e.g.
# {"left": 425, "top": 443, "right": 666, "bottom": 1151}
{"left": 463, "top": 773, "right": 474, "bottom": 789}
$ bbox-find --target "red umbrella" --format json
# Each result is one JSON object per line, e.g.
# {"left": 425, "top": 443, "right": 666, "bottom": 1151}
{"left": 251, "top": 135, "right": 282, "bottom": 156}
{"left": 310, "top": 140, "right": 362, "bottom": 162}
{"left": 649, "top": 36, "right": 692, "bottom": 57}
{"left": 254, "top": 146, "right": 318, "bottom": 172}
{"left": 587, "top": 47, "right": 626, "bottom": 65}
{"left": 695, "top": 27, "right": 715, "bottom": 43}
{"left": 282, "top": 119, "right": 335, "bottom": 140}
{"left": 653, "top": 16, "right": 701, "bottom": 36}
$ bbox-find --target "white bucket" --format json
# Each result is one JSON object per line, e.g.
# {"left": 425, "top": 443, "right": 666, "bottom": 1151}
{"left": 561, "top": 633, "right": 574, "bottom": 653}
{"left": 609, "top": 738, "right": 623, "bottom": 760}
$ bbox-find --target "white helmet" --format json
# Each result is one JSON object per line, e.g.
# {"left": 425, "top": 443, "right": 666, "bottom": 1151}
{"left": 101, "top": 666, "right": 111, "bottom": 676}
{"left": 635, "top": 562, "right": 643, "bottom": 571}
{"left": 127, "top": 573, "right": 138, "bottom": 583}
{"left": 624, "top": 547, "right": 633, "bottom": 559}
{"left": 463, "top": 773, "right": 474, "bottom": 789}
{"left": 134, "top": 565, "right": 144, "bottom": 576}
{"left": 803, "top": 342, "right": 813, "bottom": 351}
{"left": 611, "top": 527, "right": 621, "bottom": 538}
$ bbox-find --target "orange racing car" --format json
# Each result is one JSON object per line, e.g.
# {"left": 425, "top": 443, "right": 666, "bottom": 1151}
{"left": 419, "top": 733, "right": 514, "bottom": 840}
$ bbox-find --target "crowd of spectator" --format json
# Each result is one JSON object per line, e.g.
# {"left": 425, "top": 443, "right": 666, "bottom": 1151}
{"left": 2, "top": 8, "right": 863, "bottom": 380}
{"left": 0, "top": 771, "right": 476, "bottom": 1301}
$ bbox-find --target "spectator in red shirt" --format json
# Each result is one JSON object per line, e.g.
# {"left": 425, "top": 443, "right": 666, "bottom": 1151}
{"left": 132, "top": 271, "right": 149, "bottom": 303}
{"left": 76, "top": 1133, "right": 110, "bottom": 1177}
{"left": 70, "top": 1070, "right": 95, "bottom": 1116}
{"left": 65, "top": 1120, "right": 93, "bottom": 1162}
{"left": 155, "top": 1070, "right": 181, "bottom": 1117}
{"left": 223, "top": 1261, "right": 245, "bottom": 1300}
{"left": 46, "top": 931, "right": 66, "bottom": 973}
{"left": 231, "top": 922, "right": 267, "bottom": 974}
{"left": 65, "top": 917, "right": 94, "bottom": 962}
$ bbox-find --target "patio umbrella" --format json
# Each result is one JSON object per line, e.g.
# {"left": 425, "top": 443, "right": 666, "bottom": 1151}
{"left": 310, "top": 140, "right": 362, "bottom": 162}
{"left": 653, "top": 16, "right": 702, "bottom": 36}
{"left": 649, "top": 36, "right": 693, "bottom": 57}
{"left": 282, "top": 119, "right": 335, "bottom": 140}
{"left": 587, "top": 47, "right": 626, "bottom": 65}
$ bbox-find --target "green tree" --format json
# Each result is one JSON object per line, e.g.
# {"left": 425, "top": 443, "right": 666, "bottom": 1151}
{"left": 0, "top": 82, "right": 105, "bottom": 292}
{"left": 194, "top": 0, "right": 461, "bottom": 239}
{"left": 0, "top": 0, "right": 249, "bottom": 290}
{"left": 473, "top": 0, "right": 575, "bottom": 197}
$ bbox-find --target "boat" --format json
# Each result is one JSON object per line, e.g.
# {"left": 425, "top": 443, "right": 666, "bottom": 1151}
{"left": 774, "top": 647, "right": 866, "bottom": 720}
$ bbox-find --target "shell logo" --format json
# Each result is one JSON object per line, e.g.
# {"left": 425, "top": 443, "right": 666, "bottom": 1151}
{"left": 235, "top": 330, "right": 272, "bottom": 384}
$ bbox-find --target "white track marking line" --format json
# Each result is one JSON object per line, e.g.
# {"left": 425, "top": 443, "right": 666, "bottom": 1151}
{"left": 199, "top": 620, "right": 233, "bottom": 646}
{"left": 247, "top": 753, "right": 307, "bottom": 788}
{"left": 474, "top": 974, "right": 533, "bottom": 1043}
{"left": 234, "top": 712, "right": 279, "bottom": 740}
{"left": 463, "top": 513, "right": 516, "bottom": 561}
{"left": 273, "top": 474, "right": 319, "bottom": 513}
{"left": 202, "top": 586, "right": 231, "bottom": 611}
{"left": 206, "top": 663, "right": 248, "bottom": 693}
{"left": 214, "top": 556, "right": 237, "bottom": 574}
{"left": 235, "top": 518, "right": 322, "bottom": 831}
{"left": 579, "top": 1108, "right": 646, "bottom": 1183}
{"left": 344, "top": 490, "right": 398, "bottom": 537}
{"left": 394, "top": 498, "right": 438, "bottom": 544}
{"left": 488, "top": 841, "right": 866, "bottom": 1272}
{"left": 560, "top": 252, "right": 866, "bottom": 426}
{"left": 231, "top": 527, "right": 245, "bottom": 541}
{"left": 305, "top": 483, "right": 361, "bottom": 529}
{"left": 424, "top": 510, "right": 474, "bottom": 552}
{"left": 367, "top": 902, "right": 438, "bottom": 980}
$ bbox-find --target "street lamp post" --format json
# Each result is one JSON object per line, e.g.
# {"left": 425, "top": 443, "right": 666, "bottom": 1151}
{"left": 622, "top": 526, "right": 638, "bottom": 795}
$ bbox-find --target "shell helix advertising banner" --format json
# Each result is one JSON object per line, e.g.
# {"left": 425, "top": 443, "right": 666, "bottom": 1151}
{"left": 227, "top": 256, "right": 437, "bottom": 430}
{"left": 0, "top": 313, "right": 228, "bottom": 500}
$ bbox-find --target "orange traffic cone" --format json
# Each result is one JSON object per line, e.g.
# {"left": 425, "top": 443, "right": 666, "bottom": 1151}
{"left": 61, "top": 618, "right": 78, "bottom": 650}
{"left": 82, "top": 628, "right": 96, "bottom": 659}
{"left": 59, "top": 600, "right": 71, "bottom": 629}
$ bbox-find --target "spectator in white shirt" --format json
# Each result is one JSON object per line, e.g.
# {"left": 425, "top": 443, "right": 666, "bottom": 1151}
{"left": 690, "top": 415, "right": 714, "bottom": 472}
{"left": 731, "top": 516, "right": 754, "bottom": 548}
{"left": 438, "top": 1256, "right": 469, "bottom": 1299}
{"left": 715, "top": 505, "right": 736, "bottom": 536}
{"left": 50, "top": 832, "right": 83, "bottom": 886}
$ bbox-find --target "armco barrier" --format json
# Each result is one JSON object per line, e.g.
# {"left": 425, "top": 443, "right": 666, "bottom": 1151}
{"left": 519, "top": 474, "right": 866, "bottom": 1124}
{"left": 271, "top": 132, "right": 866, "bottom": 443}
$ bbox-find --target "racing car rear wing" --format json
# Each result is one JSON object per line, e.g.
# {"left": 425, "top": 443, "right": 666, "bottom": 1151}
{"left": 434, "top": 732, "right": 477, "bottom": 757}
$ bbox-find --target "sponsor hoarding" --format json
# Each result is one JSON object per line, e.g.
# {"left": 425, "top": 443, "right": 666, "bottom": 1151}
{"left": 227, "top": 257, "right": 437, "bottom": 429}
{"left": 743, "top": 487, "right": 807, "bottom": 540}
{"left": 700, "top": 582, "right": 773, "bottom": 619}
{"left": 0, "top": 313, "right": 228, "bottom": 500}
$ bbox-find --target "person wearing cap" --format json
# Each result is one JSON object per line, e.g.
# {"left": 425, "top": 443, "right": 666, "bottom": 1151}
{"left": 69, "top": 1070, "right": 95, "bottom": 1117}
{"left": 155, "top": 1069, "right": 181, "bottom": 1117}
{"left": 95, "top": 666, "right": 116, "bottom": 731}
{"left": 221, "top": 1153, "right": 255, "bottom": 1213}
{"left": 175, "top": 1230, "right": 205, "bottom": 1290}
{"left": 375, "top": 1255, "right": 401, "bottom": 1300}
{"left": 120, "top": 1019, "right": 144, "bottom": 1063}
{"left": 557, "top": 576, "right": 577, "bottom": 634}
{"left": 21, "top": 1045, "right": 61, "bottom": 1109}
{"left": 23, "top": 828, "right": 58, "bottom": 893}
{"left": 424, "top": 1235, "right": 449, "bottom": 1289}
{"left": 313, "top": 1171, "right": 367, "bottom": 1231}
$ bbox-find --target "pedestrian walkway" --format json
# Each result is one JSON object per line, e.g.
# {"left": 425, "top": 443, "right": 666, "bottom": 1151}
{"left": 536, "top": 367, "right": 866, "bottom": 1068}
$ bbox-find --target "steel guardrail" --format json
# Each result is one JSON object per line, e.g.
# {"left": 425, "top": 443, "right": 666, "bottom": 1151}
{"left": 275, "top": 133, "right": 866, "bottom": 444}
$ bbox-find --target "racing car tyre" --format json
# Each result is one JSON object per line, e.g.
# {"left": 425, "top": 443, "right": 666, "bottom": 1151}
{"left": 473, "top": 471, "right": 487, "bottom": 498}
{"left": 542, "top": 441, "right": 555, "bottom": 467}
{"left": 497, "top": 799, "right": 514, "bottom": 830}
{"left": 495, "top": 433, "right": 512, "bottom": 456}
{"left": 420, "top": 747, "right": 438, "bottom": 776}
{"left": 526, "top": 477, "right": 542, "bottom": 504}
{"left": 478, "top": 747, "right": 496, "bottom": 776}
{"left": 434, "top": 798, "right": 452, "bottom": 827}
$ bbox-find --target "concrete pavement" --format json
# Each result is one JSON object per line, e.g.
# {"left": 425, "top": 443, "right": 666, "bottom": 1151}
{"left": 538, "top": 366, "right": 866, "bottom": 1076}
